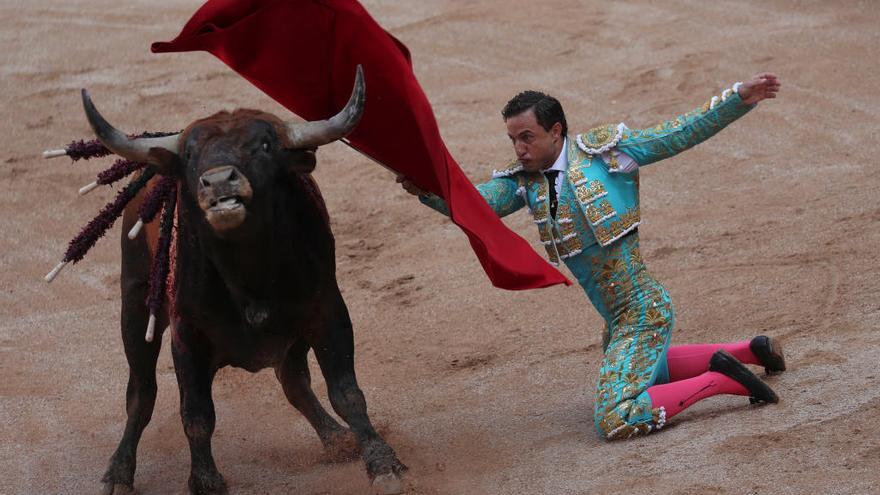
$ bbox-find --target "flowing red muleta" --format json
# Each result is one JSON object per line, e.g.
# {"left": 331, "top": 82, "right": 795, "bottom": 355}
{"left": 152, "top": 0, "right": 570, "bottom": 290}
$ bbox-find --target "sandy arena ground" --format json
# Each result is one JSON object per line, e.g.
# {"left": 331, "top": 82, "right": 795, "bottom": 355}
{"left": 2, "top": 0, "right": 880, "bottom": 494}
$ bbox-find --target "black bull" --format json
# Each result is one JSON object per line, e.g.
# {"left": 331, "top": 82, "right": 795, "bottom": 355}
{"left": 87, "top": 69, "right": 407, "bottom": 495}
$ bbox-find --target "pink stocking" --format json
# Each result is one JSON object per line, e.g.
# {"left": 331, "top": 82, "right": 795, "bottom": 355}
{"left": 647, "top": 371, "right": 749, "bottom": 419}
{"left": 666, "top": 341, "right": 759, "bottom": 382}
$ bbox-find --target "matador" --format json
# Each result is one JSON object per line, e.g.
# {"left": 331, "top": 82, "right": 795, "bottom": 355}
{"left": 399, "top": 73, "right": 786, "bottom": 439}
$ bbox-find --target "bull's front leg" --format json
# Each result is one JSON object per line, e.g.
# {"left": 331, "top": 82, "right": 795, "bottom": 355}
{"left": 275, "top": 340, "right": 359, "bottom": 461}
{"left": 308, "top": 294, "right": 407, "bottom": 494}
{"left": 171, "top": 321, "right": 227, "bottom": 495}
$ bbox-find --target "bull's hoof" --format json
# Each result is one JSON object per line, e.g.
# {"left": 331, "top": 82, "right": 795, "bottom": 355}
{"left": 323, "top": 429, "right": 360, "bottom": 462}
{"left": 188, "top": 472, "right": 228, "bottom": 495}
{"left": 371, "top": 472, "right": 403, "bottom": 495}
{"left": 100, "top": 482, "right": 138, "bottom": 495}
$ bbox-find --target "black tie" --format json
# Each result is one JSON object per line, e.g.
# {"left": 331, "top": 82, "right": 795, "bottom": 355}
{"left": 545, "top": 170, "right": 560, "bottom": 218}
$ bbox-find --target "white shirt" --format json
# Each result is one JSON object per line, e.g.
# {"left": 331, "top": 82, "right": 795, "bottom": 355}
{"left": 544, "top": 137, "right": 568, "bottom": 197}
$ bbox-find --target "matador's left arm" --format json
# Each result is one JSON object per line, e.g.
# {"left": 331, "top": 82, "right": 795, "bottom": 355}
{"left": 587, "top": 74, "right": 779, "bottom": 171}
{"left": 613, "top": 82, "right": 755, "bottom": 168}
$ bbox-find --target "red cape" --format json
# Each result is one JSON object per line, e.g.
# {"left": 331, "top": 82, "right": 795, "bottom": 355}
{"left": 152, "top": 0, "right": 569, "bottom": 290}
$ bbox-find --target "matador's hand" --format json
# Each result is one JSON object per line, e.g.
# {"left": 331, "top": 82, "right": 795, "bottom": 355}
{"left": 738, "top": 73, "right": 781, "bottom": 105}
{"left": 396, "top": 175, "right": 426, "bottom": 196}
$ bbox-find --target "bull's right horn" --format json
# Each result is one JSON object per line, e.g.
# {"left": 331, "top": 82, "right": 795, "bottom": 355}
{"left": 285, "top": 65, "right": 365, "bottom": 149}
{"left": 81, "top": 89, "right": 181, "bottom": 164}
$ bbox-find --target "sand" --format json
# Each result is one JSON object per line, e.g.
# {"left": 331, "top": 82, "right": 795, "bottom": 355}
{"left": 2, "top": 0, "right": 879, "bottom": 494}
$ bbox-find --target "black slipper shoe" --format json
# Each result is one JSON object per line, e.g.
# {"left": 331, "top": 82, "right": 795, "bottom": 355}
{"left": 709, "top": 349, "right": 779, "bottom": 404}
{"left": 750, "top": 335, "right": 786, "bottom": 375}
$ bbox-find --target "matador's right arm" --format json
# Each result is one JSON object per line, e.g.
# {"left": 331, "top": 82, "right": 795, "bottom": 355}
{"left": 419, "top": 172, "right": 526, "bottom": 218}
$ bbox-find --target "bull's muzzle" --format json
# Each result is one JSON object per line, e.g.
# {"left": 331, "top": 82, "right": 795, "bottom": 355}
{"left": 197, "top": 166, "right": 253, "bottom": 233}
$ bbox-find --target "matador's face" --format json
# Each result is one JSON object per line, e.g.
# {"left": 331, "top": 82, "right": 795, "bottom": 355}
{"left": 505, "top": 108, "right": 563, "bottom": 173}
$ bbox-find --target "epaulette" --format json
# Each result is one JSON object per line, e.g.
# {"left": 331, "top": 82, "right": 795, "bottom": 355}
{"left": 576, "top": 123, "right": 627, "bottom": 155}
{"left": 491, "top": 159, "right": 524, "bottom": 179}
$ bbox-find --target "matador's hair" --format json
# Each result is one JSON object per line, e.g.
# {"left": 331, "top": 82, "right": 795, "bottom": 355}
{"left": 501, "top": 90, "right": 568, "bottom": 137}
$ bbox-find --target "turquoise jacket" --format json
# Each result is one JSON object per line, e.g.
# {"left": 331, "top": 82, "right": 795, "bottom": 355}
{"left": 421, "top": 85, "right": 754, "bottom": 264}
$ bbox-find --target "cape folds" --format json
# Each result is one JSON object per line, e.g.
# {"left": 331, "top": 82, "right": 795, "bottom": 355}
{"left": 152, "top": 0, "right": 569, "bottom": 290}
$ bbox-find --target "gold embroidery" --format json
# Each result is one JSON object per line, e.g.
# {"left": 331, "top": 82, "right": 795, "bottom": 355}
{"left": 534, "top": 177, "right": 548, "bottom": 199}
{"left": 594, "top": 206, "right": 640, "bottom": 246}
{"left": 594, "top": 226, "right": 612, "bottom": 245}
{"left": 537, "top": 222, "right": 552, "bottom": 243}
{"left": 586, "top": 200, "right": 615, "bottom": 225}
{"left": 609, "top": 220, "right": 624, "bottom": 238}
{"left": 620, "top": 206, "right": 639, "bottom": 226}
{"left": 545, "top": 247, "right": 559, "bottom": 265}
{"left": 649, "top": 332, "right": 666, "bottom": 349}
{"left": 607, "top": 152, "right": 620, "bottom": 172}
{"left": 568, "top": 164, "right": 586, "bottom": 184}
{"left": 533, "top": 205, "right": 548, "bottom": 223}
{"left": 576, "top": 180, "right": 607, "bottom": 204}
{"left": 557, "top": 203, "right": 572, "bottom": 219}
{"left": 562, "top": 234, "right": 583, "bottom": 255}
{"left": 530, "top": 176, "right": 551, "bottom": 224}
{"left": 598, "top": 411, "right": 654, "bottom": 440}
{"left": 580, "top": 124, "right": 617, "bottom": 151}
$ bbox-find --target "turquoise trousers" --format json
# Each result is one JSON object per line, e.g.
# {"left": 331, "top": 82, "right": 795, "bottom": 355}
{"left": 563, "top": 232, "right": 674, "bottom": 439}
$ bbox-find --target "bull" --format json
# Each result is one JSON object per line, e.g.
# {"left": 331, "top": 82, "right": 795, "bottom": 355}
{"left": 81, "top": 68, "right": 406, "bottom": 495}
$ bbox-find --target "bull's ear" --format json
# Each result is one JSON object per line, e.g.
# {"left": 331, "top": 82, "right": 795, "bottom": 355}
{"left": 280, "top": 148, "right": 317, "bottom": 176}
{"left": 149, "top": 147, "right": 184, "bottom": 176}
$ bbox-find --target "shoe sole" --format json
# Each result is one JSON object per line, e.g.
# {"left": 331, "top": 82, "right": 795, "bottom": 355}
{"left": 710, "top": 350, "right": 779, "bottom": 404}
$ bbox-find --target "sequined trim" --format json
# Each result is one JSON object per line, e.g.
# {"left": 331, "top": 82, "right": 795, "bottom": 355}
{"left": 600, "top": 406, "right": 668, "bottom": 440}
{"left": 568, "top": 164, "right": 587, "bottom": 185}
{"left": 560, "top": 248, "right": 582, "bottom": 260}
{"left": 704, "top": 82, "right": 742, "bottom": 110}
{"left": 575, "top": 180, "right": 608, "bottom": 205}
{"left": 586, "top": 199, "right": 616, "bottom": 226}
{"left": 492, "top": 159, "right": 523, "bottom": 178}
{"left": 559, "top": 219, "right": 576, "bottom": 238}
{"left": 594, "top": 206, "right": 640, "bottom": 246}
{"left": 655, "top": 406, "right": 667, "bottom": 430}
{"left": 533, "top": 206, "right": 548, "bottom": 223}
{"left": 562, "top": 234, "right": 583, "bottom": 256}
{"left": 576, "top": 123, "right": 627, "bottom": 155}
{"left": 537, "top": 222, "right": 552, "bottom": 244}
{"left": 713, "top": 81, "right": 743, "bottom": 109}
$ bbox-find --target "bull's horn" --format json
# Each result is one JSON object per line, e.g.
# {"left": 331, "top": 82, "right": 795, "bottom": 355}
{"left": 285, "top": 65, "right": 365, "bottom": 149}
{"left": 81, "top": 89, "right": 180, "bottom": 164}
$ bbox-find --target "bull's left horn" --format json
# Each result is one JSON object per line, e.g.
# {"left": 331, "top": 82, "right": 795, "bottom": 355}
{"left": 81, "top": 89, "right": 181, "bottom": 164}
{"left": 285, "top": 65, "right": 365, "bottom": 149}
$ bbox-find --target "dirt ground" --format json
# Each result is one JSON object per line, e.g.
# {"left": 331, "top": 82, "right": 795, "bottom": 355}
{"left": 2, "top": 0, "right": 879, "bottom": 494}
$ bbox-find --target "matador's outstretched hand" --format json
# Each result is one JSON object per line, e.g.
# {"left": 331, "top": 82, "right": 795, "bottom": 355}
{"left": 737, "top": 73, "right": 781, "bottom": 105}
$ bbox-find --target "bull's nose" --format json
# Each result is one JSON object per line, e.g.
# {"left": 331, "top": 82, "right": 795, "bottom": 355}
{"left": 199, "top": 166, "right": 240, "bottom": 188}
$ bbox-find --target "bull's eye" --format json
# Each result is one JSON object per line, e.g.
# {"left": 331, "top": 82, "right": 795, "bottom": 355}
{"left": 261, "top": 140, "right": 271, "bottom": 152}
